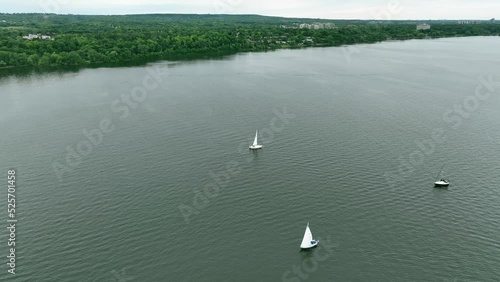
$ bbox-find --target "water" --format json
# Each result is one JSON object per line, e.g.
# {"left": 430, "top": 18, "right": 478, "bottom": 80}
{"left": 0, "top": 37, "right": 499, "bottom": 281}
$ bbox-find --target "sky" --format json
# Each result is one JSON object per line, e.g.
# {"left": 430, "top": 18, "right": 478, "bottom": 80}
{"left": 1, "top": 0, "right": 498, "bottom": 20}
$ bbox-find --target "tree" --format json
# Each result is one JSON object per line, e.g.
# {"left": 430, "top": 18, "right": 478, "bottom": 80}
{"left": 28, "top": 53, "right": 40, "bottom": 66}
{"left": 39, "top": 53, "right": 51, "bottom": 66}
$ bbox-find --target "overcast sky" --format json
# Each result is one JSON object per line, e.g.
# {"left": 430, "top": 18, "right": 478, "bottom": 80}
{"left": 1, "top": 0, "right": 498, "bottom": 20}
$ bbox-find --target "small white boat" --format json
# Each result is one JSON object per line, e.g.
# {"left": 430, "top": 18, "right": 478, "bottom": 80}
{"left": 434, "top": 179, "right": 450, "bottom": 187}
{"left": 249, "top": 130, "right": 263, "bottom": 150}
{"left": 300, "top": 222, "right": 319, "bottom": 249}
{"left": 434, "top": 164, "right": 449, "bottom": 187}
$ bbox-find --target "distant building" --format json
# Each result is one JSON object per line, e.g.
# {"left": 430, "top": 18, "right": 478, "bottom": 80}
{"left": 457, "top": 20, "right": 479, "bottom": 24}
{"left": 304, "top": 37, "right": 314, "bottom": 43}
{"left": 22, "top": 34, "right": 53, "bottom": 40}
{"left": 490, "top": 18, "right": 495, "bottom": 22}
{"left": 324, "top": 23, "right": 335, "bottom": 29}
{"left": 416, "top": 23, "right": 431, "bottom": 30}
{"left": 299, "top": 22, "right": 336, "bottom": 29}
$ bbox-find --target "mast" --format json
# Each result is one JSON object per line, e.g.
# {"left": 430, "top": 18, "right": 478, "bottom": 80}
{"left": 435, "top": 164, "right": 445, "bottom": 181}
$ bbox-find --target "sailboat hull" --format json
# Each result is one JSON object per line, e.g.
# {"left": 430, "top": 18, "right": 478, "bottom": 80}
{"left": 300, "top": 241, "right": 319, "bottom": 250}
{"left": 434, "top": 181, "right": 449, "bottom": 187}
{"left": 249, "top": 145, "right": 263, "bottom": 150}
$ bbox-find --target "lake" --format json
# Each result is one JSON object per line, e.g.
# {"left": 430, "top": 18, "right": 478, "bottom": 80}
{"left": 0, "top": 36, "right": 499, "bottom": 281}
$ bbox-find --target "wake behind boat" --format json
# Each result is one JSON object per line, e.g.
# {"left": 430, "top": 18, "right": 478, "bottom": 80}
{"left": 300, "top": 222, "right": 319, "bottom": 249}
{"left": 249, "top": 130, "right": 263, "bottom": 150}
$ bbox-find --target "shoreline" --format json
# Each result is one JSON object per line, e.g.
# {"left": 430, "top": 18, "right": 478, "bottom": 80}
{"left": 1, "top": 13, "right": 498, "bottom": 71}
{"left": 1, "top": 35, "right": 498, "bottom": 73}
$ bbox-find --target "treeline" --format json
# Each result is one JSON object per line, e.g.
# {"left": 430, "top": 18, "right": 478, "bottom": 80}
{"left": 0, "top": 13, "right": 499, "bottom": 68}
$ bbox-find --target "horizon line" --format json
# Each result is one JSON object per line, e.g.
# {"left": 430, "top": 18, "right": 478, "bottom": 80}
{"left": 0, "top": 12, "right": 496, "bottom": 22}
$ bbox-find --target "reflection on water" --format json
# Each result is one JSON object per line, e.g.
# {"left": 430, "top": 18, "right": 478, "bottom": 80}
{"left": 0, "top": 51, "right": 243, "bottom": 81}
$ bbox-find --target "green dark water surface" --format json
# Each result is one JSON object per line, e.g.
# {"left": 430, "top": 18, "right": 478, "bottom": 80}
{"left": 0, "top": 37, "right": 499, "bottom": 281}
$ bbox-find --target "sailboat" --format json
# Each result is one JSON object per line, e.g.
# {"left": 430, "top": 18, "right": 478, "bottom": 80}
{"left": 300, "top": 222, "right": 319, "bottom": 249}
{"left": 249, "top": 130, "right": 263, "bottom": 150}
{"left": 434, "top": 164, "right": 449, "bottom": 187}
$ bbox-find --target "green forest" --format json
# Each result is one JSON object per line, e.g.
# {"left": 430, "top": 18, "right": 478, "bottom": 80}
{"left": 0, "top": 13, "right": 499, "bottom": 68}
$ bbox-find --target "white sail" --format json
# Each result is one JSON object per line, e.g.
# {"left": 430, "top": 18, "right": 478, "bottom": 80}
{"left": 300, "top": 223, "right": 314, "bottom": 248}
{"left": 253, "top": 130, "right": 259, "bottom": 146}
{"left": 249, "top": 130, "right": 262, "bottom": 149}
